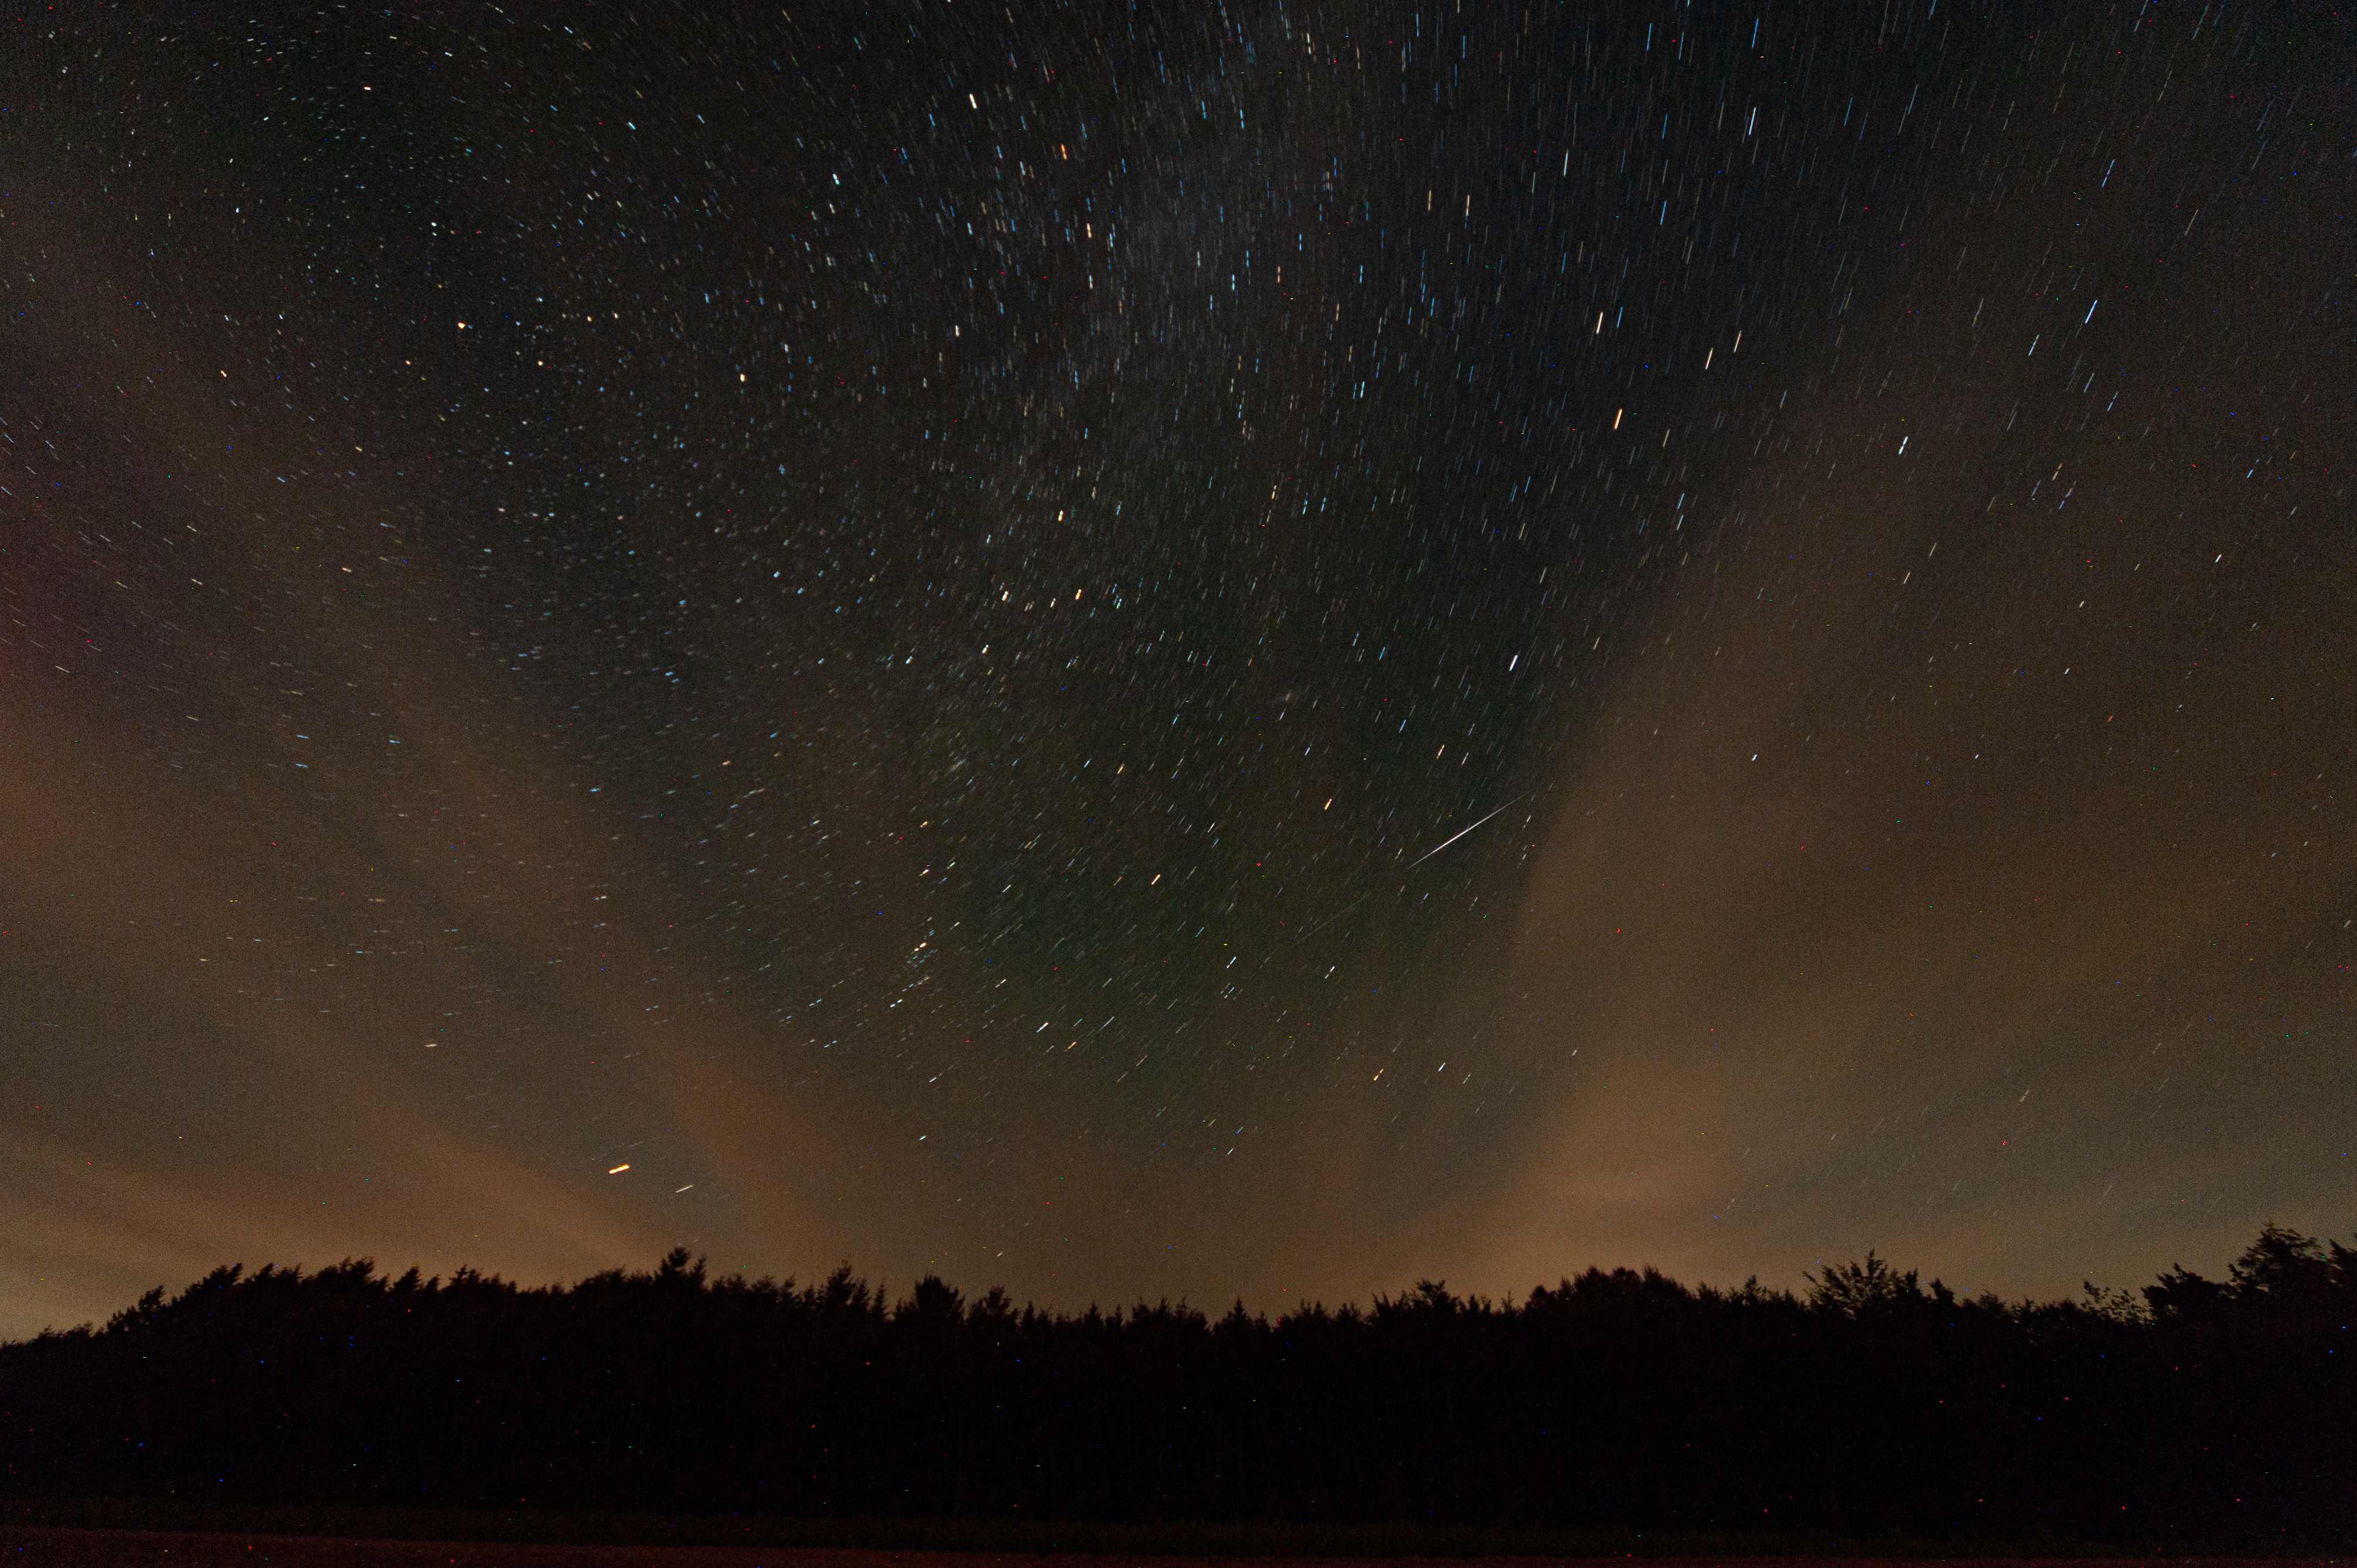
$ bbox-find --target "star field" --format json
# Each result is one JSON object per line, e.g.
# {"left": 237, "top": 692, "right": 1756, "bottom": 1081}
{"left": 0, "top": 0, "right": 2349, "bottom": 1337}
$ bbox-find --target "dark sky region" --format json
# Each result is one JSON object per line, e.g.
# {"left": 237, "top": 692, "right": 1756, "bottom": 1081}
{"left": 1, "top": 1, "right": 2349, "bottom": 1344}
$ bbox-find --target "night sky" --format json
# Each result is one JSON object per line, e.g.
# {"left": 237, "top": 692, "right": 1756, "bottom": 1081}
{"left": 3, "top": 1, "right": 2349, "bottom": 1342}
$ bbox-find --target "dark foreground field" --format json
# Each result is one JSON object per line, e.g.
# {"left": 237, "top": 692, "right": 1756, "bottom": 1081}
{"left": 0, "top": 1543, "right": 2334, "bottom": 1568}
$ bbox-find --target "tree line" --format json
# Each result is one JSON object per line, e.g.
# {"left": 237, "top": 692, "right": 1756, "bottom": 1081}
{"left": 2, "top": 1225, "right": 2349, "bottom": 1545}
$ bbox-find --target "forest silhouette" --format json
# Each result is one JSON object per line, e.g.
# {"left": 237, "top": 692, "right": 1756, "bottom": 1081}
{"left": 4, "top": 1226, "right": 2349, "bottom": 1547}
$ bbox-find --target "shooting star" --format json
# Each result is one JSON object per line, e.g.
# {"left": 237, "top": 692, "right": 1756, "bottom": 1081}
{"left": 1402, "top": 795, "right": 1519, "bottom": 872}
{"left": 1295, "top": 795, "right": 1522, "bottom": 943}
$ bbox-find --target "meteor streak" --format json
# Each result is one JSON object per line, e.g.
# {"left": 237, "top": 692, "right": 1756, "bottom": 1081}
{"left": 1401, "top": 796, "right": 1518, "bottom": 872}
{"left": 1295, "top": 796, "right": 1522, "bottom": 943}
